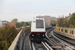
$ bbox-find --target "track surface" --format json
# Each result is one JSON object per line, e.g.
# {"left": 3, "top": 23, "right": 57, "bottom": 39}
{"left": 34, "top": 43, "right": 46, "bottom": 50}
{"left": 22, "top": 27, "right": 74, "bottom": 50}
{"left": 46, "top": 28, "right": 64, "bottom": 50}
{"left": 53, "top": 31, "right": 75, "bottom": 45}
{"left": 22, "top": 32, "right": 31, "bottom": 50}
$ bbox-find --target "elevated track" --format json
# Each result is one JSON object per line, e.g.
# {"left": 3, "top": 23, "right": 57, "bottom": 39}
{"left": 52, "top": 31, "right": 75, "bottom": 50}
{"left": 22, "top": 31, "right": 31, "bottom": 50}
{"left": 46, "top": 28, "right": 64, "bottom": 50}
{"left": 9, "top": 27, "right": 75, "bottom": 50}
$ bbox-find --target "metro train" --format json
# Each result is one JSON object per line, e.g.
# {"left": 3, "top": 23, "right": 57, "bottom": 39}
{"left": 30, "top": 18, "right": 46, "bottom": 43}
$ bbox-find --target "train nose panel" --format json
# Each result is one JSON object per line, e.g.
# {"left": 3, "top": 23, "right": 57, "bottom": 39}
{"left": 37, "top": 34, "right": 40, "bottom": 37}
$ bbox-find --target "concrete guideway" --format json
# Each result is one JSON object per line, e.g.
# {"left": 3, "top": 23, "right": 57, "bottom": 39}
{"left": 51, "top": 31, "right": 75, "bottom": 50}
{"left": 55, "top": 27, "right": 75, "bottom": 39}
{"left": 46, "top": 28, "right": 64, "bottom": 50}
{"left": 53, "top": 31, "right": 75, "bottom": 45}
{"left": 42, "top": 42, "right": 53, "bottom": 50}
{"left": 9, "top": 26, "right": 75, "bottom": 50}
{"left": 8, "top": 27, "right": 54, "bottom": 50}
{"left": 8, "top": 27, "right": 30, "bottom": 50}
{"left": 32, "top": 42, "right": 46, "bottom": 50}
{"left": 32, "top": 41, "right": 53, "bottom": 50}
{"left": 22, "top": 32, "right": 31, "bottom": 50}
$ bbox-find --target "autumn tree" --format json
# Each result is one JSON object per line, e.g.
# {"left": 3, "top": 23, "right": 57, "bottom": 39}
{"left": 11, "top": 18, "right": 18, "bottom": 23}
{"left": 57, "top": 17, "right": 69, "bottom": 27}
{"left": 0, "top": 25, "right": 18, "bottom": 50}
{"left": 57, "top": 18, "right": 64, "bottom": 27}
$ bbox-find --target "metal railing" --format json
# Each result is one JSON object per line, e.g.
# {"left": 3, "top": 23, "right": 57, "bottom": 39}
{"left": 55, "top": 27, "right": 75, "bottom": 39}
{"left": 8, "top": 27, "right": 30, "bottom": 50}
{"left": 56, "top": 27, "right": 75, "bottom": 36}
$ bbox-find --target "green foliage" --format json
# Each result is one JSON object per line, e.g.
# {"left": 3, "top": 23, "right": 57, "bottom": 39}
{"left": 0, "top": 25, "right": 18, "bottom": 50}
{"left": 16, "top": 22, "right": 31, "bottom": 28}
{"left": 16, "top": 22, "right": 25, "bottom": 28}
{"left": 50, "top": 20, "right": 57, "bottom": 25}
{"left": 70, "top": 13, "right": 75, "bottom": 25}
{"left": 11, "top": 18, "right": 18, "bottom": 22}
{"left": 16, "top": 22, "right": 21, "bottom": 28}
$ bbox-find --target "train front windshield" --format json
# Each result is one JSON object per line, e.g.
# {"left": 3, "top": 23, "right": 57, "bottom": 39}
{"left": 36, "top": 20, "right": 44, "bottom": 28}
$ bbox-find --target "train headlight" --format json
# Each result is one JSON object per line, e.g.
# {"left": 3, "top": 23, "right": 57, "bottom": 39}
{"left": 32, "top": 34, "right": 34, "bottom": 36}
{"left": 42, "top": 34, "right": 44, "bottom": 36}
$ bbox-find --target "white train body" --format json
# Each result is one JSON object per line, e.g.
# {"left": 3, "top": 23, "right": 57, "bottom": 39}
{"left": 30, "top": 18, "right": 46, "bottom": 43}
{"left": 31, "top": 18, "right": 45, "bottom": 32}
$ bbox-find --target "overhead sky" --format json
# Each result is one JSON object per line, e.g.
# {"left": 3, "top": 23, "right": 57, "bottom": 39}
{"left": 0, "top": 0, "right": 75, "bottom": 22}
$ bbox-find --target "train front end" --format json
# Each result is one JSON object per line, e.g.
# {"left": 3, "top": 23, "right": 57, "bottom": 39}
{"left": 30, "top": 18, "right": 46, "bottom": 43}
{"left": 30, "top": 32, "right": 45, "bottom": 43}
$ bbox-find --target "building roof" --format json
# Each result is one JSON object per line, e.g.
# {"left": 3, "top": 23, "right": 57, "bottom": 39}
{"left": 7, "top": 22, "right": 16, "bottom": 27}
